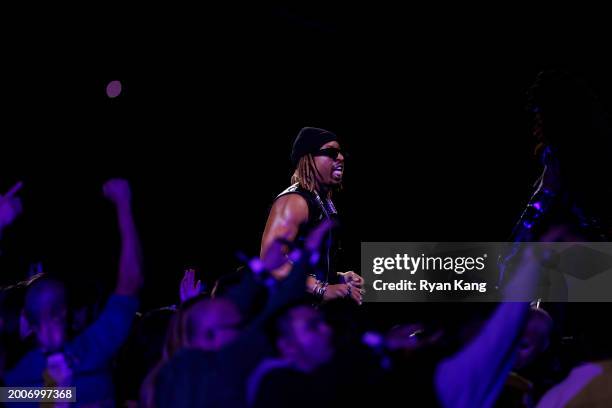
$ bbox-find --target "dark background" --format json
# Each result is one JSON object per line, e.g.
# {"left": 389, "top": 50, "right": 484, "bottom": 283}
{"left": 2, "top": 5, "right": 612, "bottom": 310}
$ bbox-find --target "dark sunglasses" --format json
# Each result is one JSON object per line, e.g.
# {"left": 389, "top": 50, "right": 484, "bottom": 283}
{"left": 312, "top": 147, "right": 347, "bottom": 160}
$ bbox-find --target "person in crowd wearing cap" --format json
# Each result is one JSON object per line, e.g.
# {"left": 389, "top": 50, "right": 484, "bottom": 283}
{"left": 260, "top": 127, "right": 363, "bottom": 304}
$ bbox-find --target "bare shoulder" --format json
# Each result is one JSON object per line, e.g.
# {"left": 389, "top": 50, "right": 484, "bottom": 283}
{"left": 270, "top": 193, "right": 309, "bottom": 224}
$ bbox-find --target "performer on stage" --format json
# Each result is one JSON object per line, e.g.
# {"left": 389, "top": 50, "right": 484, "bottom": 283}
{"left": 260, "top": 127, "right": 363, "bottom": 304}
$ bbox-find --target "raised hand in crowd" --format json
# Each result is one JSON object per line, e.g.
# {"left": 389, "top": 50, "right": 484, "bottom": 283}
{"left": 179, "top": 268, "right": 202, "bottom": 303}
{"left": 103, "top": 178, "right": 143, "bottom": 296}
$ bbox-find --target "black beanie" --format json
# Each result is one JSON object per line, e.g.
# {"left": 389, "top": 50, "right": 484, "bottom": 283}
{"left": 291, "top": 127, "right": 338, "bottom": 166}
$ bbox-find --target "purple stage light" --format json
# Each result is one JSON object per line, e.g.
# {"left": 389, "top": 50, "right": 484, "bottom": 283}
{"left": 106, "top": 80, "right": 122, "bottom": 98}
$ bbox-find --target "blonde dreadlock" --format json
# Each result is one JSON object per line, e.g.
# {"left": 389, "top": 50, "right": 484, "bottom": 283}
{"left": 291, "top": 154, "right": 339, "bottom": 199}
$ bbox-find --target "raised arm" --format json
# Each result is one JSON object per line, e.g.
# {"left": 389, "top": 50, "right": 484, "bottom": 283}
{"left": 103, "top": 179, "right": 143, "bottom": 296}
{"left": 435, "top": 247, "right": 541, "bottom": 408}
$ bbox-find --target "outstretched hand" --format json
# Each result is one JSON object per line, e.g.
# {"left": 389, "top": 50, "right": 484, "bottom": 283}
{"left": 249, "top": 219, "right": 336, "bottom": 279}
{"left": 304, "top": 219, "right": 335, "bottom": 253}
{"left": 259, "top": 219, "right": 336, "bottom": 272}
